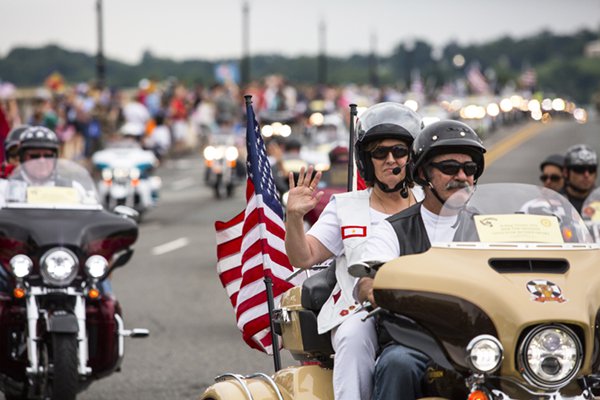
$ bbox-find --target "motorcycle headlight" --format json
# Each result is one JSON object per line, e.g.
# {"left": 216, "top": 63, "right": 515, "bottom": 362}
{"left": 225, "top": 146, "right": 239, "bottom": 162}
{"left": 130, "top": 167, "right": 141, "bottom": 179}
{"left": 40, "top": 248, "right": 79, "bottom": 286}
{"left": 84, "top": 255, "right": 109, "bottom": 279}
{"left": 101, "top": 168, "right": 113, "bottom": 181}
{"left": 466, "top": 334, "right": 503, "bottom": 373}
{"left": 10, "top": 254, "right": 33, "bottom": 278}
{"left": 518, "top": 325, "right": 582, "bottom": 389}
{"left": 203, "top": 146, "right": 217, "bottom": 160}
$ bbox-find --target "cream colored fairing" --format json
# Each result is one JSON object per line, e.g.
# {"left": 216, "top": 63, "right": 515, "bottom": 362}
{"left": 375, "top": 247, "right": 600, "bottom": 379}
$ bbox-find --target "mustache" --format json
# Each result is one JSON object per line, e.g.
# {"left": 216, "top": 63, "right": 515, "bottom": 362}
{"left": 445, "top": 180, "right": 472, "bottom": 191}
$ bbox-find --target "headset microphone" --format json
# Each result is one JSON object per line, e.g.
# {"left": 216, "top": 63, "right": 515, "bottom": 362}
{"left": 392, "top": 166, "right": 403, "bottom": 175}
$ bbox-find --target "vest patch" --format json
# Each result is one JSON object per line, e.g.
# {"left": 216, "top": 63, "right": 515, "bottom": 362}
{"left": 341, "top": 225, "right": 367, "bottom": 239}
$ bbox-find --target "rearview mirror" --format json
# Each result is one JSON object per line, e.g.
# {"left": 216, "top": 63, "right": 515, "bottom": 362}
{"left": 113, "top": 205, "right": 140, "bottom": 222}
{"left": 348, "top": 260, "right": 384, "bottom": 278}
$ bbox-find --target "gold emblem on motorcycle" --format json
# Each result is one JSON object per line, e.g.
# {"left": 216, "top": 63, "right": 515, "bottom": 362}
{"left": 526, "top": 280, "right": 567, "bottom": 303}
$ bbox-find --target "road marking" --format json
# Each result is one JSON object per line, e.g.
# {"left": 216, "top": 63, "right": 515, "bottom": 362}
{"left": 151, "top": 237, "right": 190, "bottom": 256}
{"left": 485, "top": 123, "right": 547, "bottom": 167}
{"left": 171, "top": 177, "right": 196, "bottom": 191}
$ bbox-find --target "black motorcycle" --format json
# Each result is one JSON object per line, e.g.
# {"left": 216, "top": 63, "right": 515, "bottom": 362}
{"left": 0, "top": 159, "right": 148, "bottom": 400}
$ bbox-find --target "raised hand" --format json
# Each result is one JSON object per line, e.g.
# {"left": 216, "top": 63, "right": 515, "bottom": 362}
{"left": 286, "top": 166, "right": 324, "bottom": 218}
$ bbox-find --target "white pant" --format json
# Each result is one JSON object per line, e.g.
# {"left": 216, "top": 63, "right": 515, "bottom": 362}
{"left": 331, "top": 310, "right": 378, "bottom": 400}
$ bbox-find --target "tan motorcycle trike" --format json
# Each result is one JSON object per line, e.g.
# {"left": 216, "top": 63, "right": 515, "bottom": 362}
{"left": 200, "top": 183, "right": 600, "bottom": 400}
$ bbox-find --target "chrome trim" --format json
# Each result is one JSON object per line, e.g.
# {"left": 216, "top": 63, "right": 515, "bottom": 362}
{"left": 466, "top": 334, "right": 504, "bottom": 373}
{"left": 517, "top": 324, "right": 583, "bottom": 390}
{"left": 115, "top": 313, "right": 125, "bottom": 370}
{"left": 74, "top": 295, "right": 91, "bottom": 375}
{"left": 215, "top": 373, "right": 254, "bottom": 400}
{"left": 25, "top": 294, "right": 40, "bottom": 375}
{"left": 246, "top": 373, "right": 284, "bottom": 400}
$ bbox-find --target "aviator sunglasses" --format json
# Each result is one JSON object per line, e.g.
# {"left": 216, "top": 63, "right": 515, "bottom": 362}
{"left": 370, "top": 145, "right": 409, "bottom": 160}
{"left": 540, "top": 174, "right": 562, "bottom": 183}
{"left": 570, "top": 165, "right": 597, "bottom": 174}
{"left": 429, "top": 160, "right": 478, "bottom": 177}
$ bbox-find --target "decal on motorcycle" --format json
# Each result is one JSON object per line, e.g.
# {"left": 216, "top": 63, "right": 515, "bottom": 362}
{"left": 341, "top": 225, "right": 367, "bottom": 239}
{"left": 526, "top": 280, "right": 567, "bottom": 303}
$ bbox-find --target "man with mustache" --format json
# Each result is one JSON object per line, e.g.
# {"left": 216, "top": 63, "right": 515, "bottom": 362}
{"left": 356, "top": 119, "right": 486, "bottom": 400}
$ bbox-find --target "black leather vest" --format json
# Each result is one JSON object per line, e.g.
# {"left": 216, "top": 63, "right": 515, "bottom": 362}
{"left": 387, "top": 203, "right": 431, "bottom": 256}
{"left": 377, "top": 203, "right": 432, "bottom": 351}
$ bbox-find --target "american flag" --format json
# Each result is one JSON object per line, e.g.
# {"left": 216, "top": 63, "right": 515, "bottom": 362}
{"left": 215, "top": 98, "right": 302, "bottom": 354}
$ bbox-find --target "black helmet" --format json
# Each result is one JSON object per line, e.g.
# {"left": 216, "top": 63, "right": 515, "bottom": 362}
{"left": 410, "top": 120, "right": 486, "bottom": 185}
{"left": 564, "top": 144, "right": 597, "bottom": 167}
{"left": 355, "top": 102, "right": 421, "bottom": 184}
{"left": 540, "top": 153, "right": 565, "bottom": 171}
{"left": 4, "top": 125, "right": 30, "bottom": 159}
{"left": 18, "top": 126, "right": 60, "bottom": 161}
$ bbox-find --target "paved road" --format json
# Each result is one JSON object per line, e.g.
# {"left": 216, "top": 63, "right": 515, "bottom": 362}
{"left": 65, "top": 116, "right": 600, "bottom": 399}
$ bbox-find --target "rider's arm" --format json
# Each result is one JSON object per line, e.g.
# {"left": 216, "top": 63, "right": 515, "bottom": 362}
{"left": 285, "top": 200, "right": 337, "bottom": 269}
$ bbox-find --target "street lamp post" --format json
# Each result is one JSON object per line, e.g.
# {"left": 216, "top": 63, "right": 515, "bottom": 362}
{"left": 96, "top": 0, "right": 105, "bottom": 89}
{"left": 369, "top": 31, "right": 379, "bottom": 88}
{"left": 318, "top": 19, "right": 327, "bottom": 85}
{"left": 241, "top": 0, "right": 250, "bottom": 86}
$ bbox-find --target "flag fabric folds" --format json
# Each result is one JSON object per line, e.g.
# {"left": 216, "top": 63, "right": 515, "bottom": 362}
{"left": 215, "top": 98, "right": 302, "bottom": 354}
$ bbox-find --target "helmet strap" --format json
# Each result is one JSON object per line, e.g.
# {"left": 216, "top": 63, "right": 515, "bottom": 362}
{"left": 375, "top": 178, "right": 406, "bottom": 194}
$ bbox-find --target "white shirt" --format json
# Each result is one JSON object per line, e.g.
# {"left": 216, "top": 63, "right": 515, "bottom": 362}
{"left": 306, "top": 189, "right": 388, "bottom": 257}
{"left": 361, "top": 204, "right": 458, "bottom": 263}
{"left": 306, "top": 187, "right": 424, "bottom": 257}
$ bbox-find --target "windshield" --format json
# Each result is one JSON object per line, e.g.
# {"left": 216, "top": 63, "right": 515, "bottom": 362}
{"left": 1, "top": 159, "right": 101, "bottom": 210}
{"left": 434, "top": 183, "right": 593, "bottom": 245}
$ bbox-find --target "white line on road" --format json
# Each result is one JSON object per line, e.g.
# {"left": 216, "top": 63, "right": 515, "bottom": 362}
{"left": 151, "top": 237, "right": 190, "bottom": 256}
{"left": 171, "top": 177, "right": 196, "bottom": 191}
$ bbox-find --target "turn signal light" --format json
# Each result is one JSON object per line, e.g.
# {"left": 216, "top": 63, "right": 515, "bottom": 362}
{"left": 562, "top": 227, "right": 573, "bottom": 241}
{"left": 88, "top": 288, "right": 100, "bottom": 299}
{"left": 131, "top": 178, "right": 140, "bottom": 187}
{"left": 228, "top": 160, "right": 237, "bottom": 168}
{"left": 13, "top": 287, "right": 26, "bottom": 299}
{"left": 468, "top": 390, "right": 489, "bottom": 400}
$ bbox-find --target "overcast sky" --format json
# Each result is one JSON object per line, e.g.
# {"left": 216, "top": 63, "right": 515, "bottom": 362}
{"left": 1, "top": 0, "right": 599, "bottom": 64}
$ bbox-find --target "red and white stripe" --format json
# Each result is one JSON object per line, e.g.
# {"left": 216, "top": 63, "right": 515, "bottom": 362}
{"left": 215, "top": 182, "right": 303, "bottom": 354}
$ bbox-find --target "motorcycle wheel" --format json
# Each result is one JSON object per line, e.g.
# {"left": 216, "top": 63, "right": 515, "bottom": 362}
{"left": 50, "top": 333, "right": 78, "bottom": 400}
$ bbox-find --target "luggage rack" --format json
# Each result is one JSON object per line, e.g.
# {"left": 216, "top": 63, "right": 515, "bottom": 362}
{"left": 214, "top": 372, "right": 284, "bottom": 400}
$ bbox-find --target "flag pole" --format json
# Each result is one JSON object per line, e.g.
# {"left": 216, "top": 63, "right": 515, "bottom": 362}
{"left": 264, "top": 276, "right": 282, "bottom": 372}
{"left": 244, "top": 94, "right": 282, "bottom": 372}
{"left": 347, "top": 103, "right": 358, "bottom": 192}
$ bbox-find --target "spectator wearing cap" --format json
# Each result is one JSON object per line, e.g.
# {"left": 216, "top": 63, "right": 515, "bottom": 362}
{"left": 539, "top": 154, "right": 565, "bottom": 192}
{"left": 562, "top": 144, "right": 598, "bottom": 214}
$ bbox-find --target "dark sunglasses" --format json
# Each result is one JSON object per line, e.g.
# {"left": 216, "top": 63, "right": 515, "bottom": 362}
{"left": 540, "top": 174, "right": 562, "bottom": 183}
{"left": 370, "top": 145, "right": 409, "bottom": 160}
{"left": 570, "top": 165, "right": 597, "bottom": 174}
{"left": 7, "top": 151, "right": 19, "bottom": 159}
{"left": 26, "top": 153, "right": 57, "bottom": 160}
{"left": 429, "top": 160, "right": 478, "bottom": 177}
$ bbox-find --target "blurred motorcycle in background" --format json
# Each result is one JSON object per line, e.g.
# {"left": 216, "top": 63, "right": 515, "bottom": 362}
{"left": 203, "top": 131, "right": 245, "bottom": 199}
{"left": 91, "top": 123, "right": 161, "bottom": 219}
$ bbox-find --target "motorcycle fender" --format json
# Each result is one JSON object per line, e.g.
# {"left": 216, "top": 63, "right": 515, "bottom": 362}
{"left": 200, "top": 365, "right": 333, "bottom": 400}
{"left": 48, "top": 312, "right": 78, "bottom": 333}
